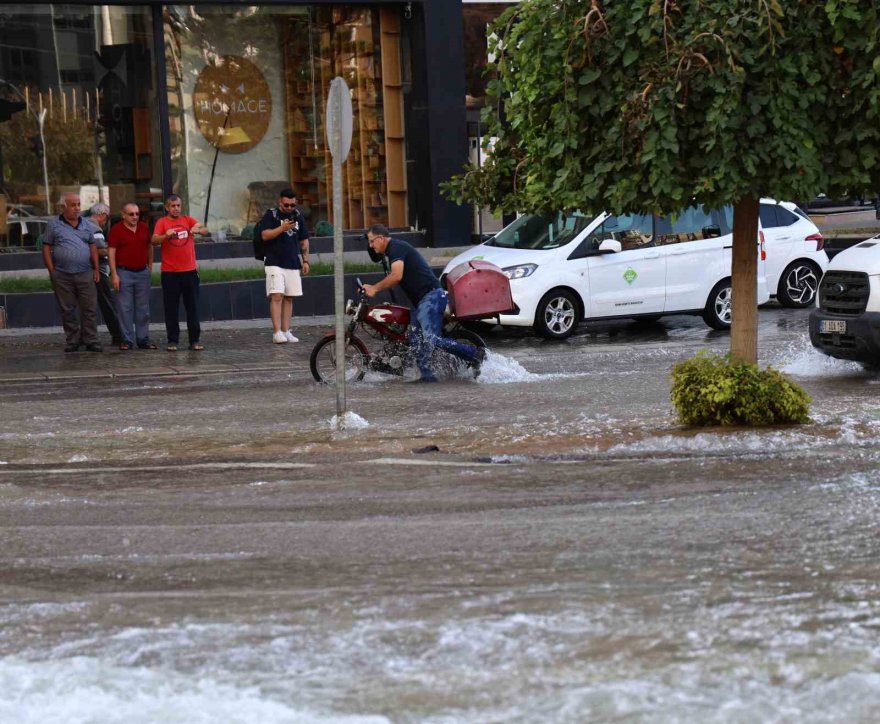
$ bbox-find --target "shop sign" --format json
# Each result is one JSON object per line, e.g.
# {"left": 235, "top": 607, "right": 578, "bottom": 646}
{"left": 192, "top": 55, "right": 271, "bottom": 154}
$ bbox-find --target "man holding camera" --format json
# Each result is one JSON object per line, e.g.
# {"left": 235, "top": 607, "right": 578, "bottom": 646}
{"left": 259, "top": 188, "right": 310, "bottom": 344}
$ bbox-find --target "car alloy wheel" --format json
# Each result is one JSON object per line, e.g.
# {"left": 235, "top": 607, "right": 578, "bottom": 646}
{"left": 703, "top": 280, "right": 732, "bottom": 330}
{"left": 535, "top": 289, "right": 580, "bottom": 339}
{"left": 779, "top": 261, "right": 820, "bottom": 307}
{"left": 714, "top": 286, "right": 732, "bottom": 324}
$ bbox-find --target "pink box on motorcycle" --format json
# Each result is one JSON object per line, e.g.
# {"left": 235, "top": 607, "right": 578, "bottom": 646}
{"left": 445, "top": 260, "right": 516, "bottom": 321}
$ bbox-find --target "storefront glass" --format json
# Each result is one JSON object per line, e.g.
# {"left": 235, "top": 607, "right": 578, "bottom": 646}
{"left": 0, "top": 3, "right": 160, "bottom": 246}
{"left": 463, "top": 2, "right": 516, "bottom": 111}
{"left": 164, "top": 4, "right": 409, "bottom": 236}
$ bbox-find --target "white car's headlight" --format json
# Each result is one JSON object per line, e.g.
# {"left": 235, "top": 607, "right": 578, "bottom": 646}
{"left": 502, "top": 263, "right": 538, "bottom": 280}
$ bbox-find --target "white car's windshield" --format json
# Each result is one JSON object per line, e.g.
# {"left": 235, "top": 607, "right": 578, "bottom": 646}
{"left": 486, "top": 212, "right": 592, "bottom": 250}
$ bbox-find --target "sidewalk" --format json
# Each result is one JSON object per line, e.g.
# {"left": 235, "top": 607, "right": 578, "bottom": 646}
{"left": 0, "top": 315, "right": 337, "bottom": 384}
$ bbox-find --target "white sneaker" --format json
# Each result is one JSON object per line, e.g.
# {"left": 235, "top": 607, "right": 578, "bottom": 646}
{"left": 284, "top": 330, "right": 300, "bottom": 343}
{"left": 273, "top": 331, "right": 288, "bottom": 344}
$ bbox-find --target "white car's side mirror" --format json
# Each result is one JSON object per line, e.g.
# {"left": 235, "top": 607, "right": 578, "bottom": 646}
{"left": 598, "top": 239, "right": 622, "bottom": 253}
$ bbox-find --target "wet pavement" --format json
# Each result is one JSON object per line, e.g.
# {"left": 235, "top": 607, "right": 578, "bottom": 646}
{"left": 2, "top": 307, "right": 880, "bottom": 722}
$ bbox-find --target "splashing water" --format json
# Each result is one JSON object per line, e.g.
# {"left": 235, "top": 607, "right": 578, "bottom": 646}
{"left": 0, "top": 656, "right": 390, "bottom": 724}
{"left": 329, "top": 411, "right": 370, "bottom": 430}
{"left": 476, "top": 352, "right": 538, "bottom": 384}
{"left": 775, "top": 337, "right": 863, "bottom": 377}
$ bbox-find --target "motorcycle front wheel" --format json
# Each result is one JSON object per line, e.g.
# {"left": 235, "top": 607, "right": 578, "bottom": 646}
{"left": 309, "top": 334, "right": 369, "bottom": 384}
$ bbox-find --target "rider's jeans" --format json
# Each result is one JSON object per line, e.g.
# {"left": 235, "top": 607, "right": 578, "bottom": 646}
{"left": 410, "top": 288, "right": 478, "bottom": 379}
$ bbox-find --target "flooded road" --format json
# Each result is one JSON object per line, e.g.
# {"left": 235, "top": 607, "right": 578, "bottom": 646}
{"left": 1, "top": 307, "right": 880, "bottom": 722}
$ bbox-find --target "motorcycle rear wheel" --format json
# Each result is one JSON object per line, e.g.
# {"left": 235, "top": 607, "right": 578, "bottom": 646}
{"left": 436, "top": 327, "right": 487, "bottom": 379}
{"left": 309, "top": 334, "right": 369, "bottom": 384}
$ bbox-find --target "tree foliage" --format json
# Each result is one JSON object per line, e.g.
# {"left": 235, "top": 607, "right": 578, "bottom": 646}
{"left": 443, "top": 0, "right": 880, "bottom": 216}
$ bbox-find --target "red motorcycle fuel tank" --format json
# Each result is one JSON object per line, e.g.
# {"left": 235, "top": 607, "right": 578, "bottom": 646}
{"left": 367, "top": 304, "right": 411, "bottom": 326}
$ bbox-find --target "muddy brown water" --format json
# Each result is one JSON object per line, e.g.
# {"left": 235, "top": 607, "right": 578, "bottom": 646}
{"left": 1, "top": 308, "right": 879, "bottom": 722}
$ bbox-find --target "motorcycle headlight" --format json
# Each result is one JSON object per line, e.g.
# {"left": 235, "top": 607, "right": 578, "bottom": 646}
{"left": 502, "top": 263, "right": 538, "bottom": 280}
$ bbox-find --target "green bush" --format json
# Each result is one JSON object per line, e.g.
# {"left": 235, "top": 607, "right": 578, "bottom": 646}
{"left": 670, "top": 352, "right": 811, "bottom": 426}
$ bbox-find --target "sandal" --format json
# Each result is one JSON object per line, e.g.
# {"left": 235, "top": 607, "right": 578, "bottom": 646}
{"left": 166, "top": 344, "right": 178, "bottom": 352}
{"left": 119, "top": 342, "right": 131, "bottom": 351}
{"left": 189, "top": 343, "right": 204, "bottom": 351}
{"left": 138, "top": 342, "right": 158, "bottom": 350}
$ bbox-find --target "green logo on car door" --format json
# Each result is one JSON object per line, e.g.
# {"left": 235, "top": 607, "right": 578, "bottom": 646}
{"left": 623, "top": 267, "right": 638, "bottom": 285}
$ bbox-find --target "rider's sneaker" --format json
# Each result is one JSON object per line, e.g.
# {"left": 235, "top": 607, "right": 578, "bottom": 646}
{"left": 285, "top": 330, "right": 300, "bottom": 343}
{"left": 273, "top": 331, "right": 288, "bottom": 344}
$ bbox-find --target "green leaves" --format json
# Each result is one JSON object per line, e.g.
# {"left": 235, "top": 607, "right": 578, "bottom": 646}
{"left": 670, "top": 352, "right": 811, "bottom": 426}
{"left": 442, "top": 0, "right": 880, "bottom": 215}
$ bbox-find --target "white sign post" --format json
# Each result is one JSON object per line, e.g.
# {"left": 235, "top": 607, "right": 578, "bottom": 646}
{"left": 326, "top": 77, "right": 353, "bottom": 426}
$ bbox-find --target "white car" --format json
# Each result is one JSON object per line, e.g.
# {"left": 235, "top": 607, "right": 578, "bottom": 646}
{"left": 759, "top": 199, "right": 828, "bottom": 307}
{"left": 442, "top": 205, "right": 771, "bottom": 339}
{"left": 809, "top": 233, "right": 880, "bottom": 366}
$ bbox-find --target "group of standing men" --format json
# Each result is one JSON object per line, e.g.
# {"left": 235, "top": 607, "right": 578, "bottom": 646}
{"left": 42, "top": 187, "right": 482, "bottom": 380}
{"left": 43, "top": 191, "right": 208, "bottom": 353}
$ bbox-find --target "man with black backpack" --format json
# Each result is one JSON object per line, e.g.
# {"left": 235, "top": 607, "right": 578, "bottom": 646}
{"left": 255, "top": 188, "right": 310, "bottom": 343}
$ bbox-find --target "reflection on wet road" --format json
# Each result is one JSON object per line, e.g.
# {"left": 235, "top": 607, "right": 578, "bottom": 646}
{"left": 1, "top": 307, "right": 879, "bottom": 722}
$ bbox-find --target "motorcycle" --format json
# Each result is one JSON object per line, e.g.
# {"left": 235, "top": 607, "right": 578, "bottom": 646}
{"left": 309, "top": 279, "right": 487, "bottom": 383}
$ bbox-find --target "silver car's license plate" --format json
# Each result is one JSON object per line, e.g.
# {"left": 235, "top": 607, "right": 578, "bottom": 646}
{"left": 820, "top": 320, "right": 847, "bottom": 334}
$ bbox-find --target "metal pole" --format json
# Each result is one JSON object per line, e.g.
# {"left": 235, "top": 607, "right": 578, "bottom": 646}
{"left": 332, "top": 88, "right": 346, "bottom": 425}
{"left": 38, "top": 109, "right": 50, "bottom": 215}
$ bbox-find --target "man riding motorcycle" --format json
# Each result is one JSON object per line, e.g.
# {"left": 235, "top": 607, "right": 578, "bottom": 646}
{"left": 362, "top": 224, "right": 485, "bottom": 382}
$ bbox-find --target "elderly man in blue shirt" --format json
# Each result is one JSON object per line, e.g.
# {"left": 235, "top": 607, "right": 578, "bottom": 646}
{"left": 43, "top": 192, "right": 102, "bottom": 353}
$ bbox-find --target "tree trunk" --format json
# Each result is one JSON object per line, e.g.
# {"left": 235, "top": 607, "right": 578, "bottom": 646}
{"left": 730, "top": 196, "right": 760, "bottom": 364}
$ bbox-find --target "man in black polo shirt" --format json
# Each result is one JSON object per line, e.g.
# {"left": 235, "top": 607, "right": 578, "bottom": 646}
{"left": 259, "top": 188, "right": 310, "bottom": 344}
{"left": 42, "top": 192, "right": 102, "bottom": 353}
{"left": 362, "top": 224, "right": 484, "bottom": 382}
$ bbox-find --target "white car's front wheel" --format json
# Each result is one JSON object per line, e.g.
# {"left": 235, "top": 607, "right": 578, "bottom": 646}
{"left": 535, "top": 289, "right": 581, "bottom": 339}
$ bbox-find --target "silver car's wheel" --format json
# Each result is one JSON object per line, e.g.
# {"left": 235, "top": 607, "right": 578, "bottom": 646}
{"left": 703, "top": 280, "right": 732, "bottom": 330}
{"left": 778, "top": 261, "right": 820, "bottom": 308}
{"left": 535, "top": 289, "right": 580, "bottom": 339}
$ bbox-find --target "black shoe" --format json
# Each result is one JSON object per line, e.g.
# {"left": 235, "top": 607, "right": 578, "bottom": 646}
{"left": 84, "top": 343, "right": 103, "bottom": 353}
{"left": 64, "top": 343, "right": 81, "bottom": 353}
{"left": 466, "top": 347, "right": 487, "bottom": 376}
{"left": 137, "top": 340, "right": 158, "bottom": 350}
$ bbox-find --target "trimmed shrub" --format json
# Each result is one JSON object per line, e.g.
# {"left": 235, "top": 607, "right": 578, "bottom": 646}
{"left": 671, "top": 352, "right": 811, "bottom": 426}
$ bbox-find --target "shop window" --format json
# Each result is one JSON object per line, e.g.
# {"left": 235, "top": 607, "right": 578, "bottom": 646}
{"left": 463, "top": 2, "right": 517, "bottom": 110}
{"left": 164, "top": 4, "right": 410, "bottom": 236}
{"left": 0, "top": 4, "right": 160, "bottom": 248}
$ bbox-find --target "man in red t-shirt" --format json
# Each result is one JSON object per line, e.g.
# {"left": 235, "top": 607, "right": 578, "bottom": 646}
{"left": 151, "top": 194, "right": 209, "bottom": 351}
{"left": 109, "top": 202, "right": 155, "bottom": 350}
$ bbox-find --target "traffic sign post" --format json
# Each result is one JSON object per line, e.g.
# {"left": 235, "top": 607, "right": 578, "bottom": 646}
{"left": 326, "top": 78, "right": 353, "bottom": 426}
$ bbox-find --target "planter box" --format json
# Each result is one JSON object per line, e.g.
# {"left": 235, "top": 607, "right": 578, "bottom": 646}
{"left": 0, "top": 272, "right": 392, "bottom": 329}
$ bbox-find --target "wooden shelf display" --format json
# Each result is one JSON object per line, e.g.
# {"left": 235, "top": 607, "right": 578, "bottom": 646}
{"left": 282, "top": 7, "right": 407, "bottom": 231}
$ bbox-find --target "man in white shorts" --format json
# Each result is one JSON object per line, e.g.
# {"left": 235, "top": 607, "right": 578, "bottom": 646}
{"left": 258, "top": 188, "right": 310, "bottom": 343}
